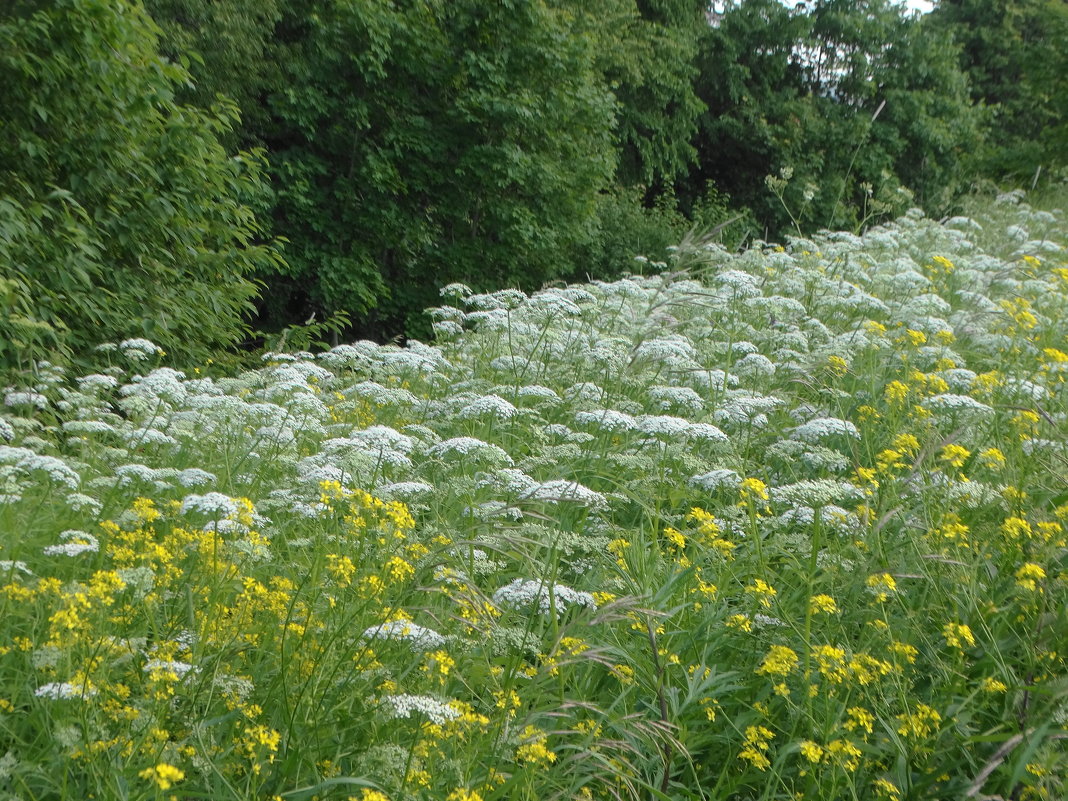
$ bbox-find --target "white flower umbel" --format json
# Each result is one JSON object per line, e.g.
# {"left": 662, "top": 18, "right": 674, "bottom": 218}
{"left": 177, "top": 468, "right": 217, "bottom": 487}
{"left": 143, "top": 659, "right": 197, "bottom": 679}
{"left": 118, "top": 338, "right": 163, "bottom": 360}
{"left": 427, "top": 437, "right": 514, "bottom": 466}
{"left": 4, "top": 391, "right": 48, "bottom": 409}
{"left": 362, "top": 621, "right": 447, "bottom": 651}
{"left": 523, "top": 479, "right": 608, "bottom": 510}
{"left": 789, "top": 417, "right": 860, "bottom": 443}
{"left": 689, "top": 468, "right": 742, "bottom": 492}
{"left": 376, "top": 481, "right": 437, "bottom": 502}
{"left": 0, "top": 449, "right": 80, "bottom": 490}
{"left": 76, "top": 374, "right": 120, "bottom": 392}
{"left": 380, "top": 694, "right": 461, "bottom": 724}
{"left": 35, "top": 682, "right": 96, "bottom": 700}
{"left": 457, "top": 394, "right": 519, "bottom": 420}
{"left": 180, "top": 492, "right": 239, "bottom": 518}
{"left": 574, "top": 409, "right": 637, "bottom": 433}
{"left": 648, "top": 385, "right": 704, "bottom": 415}
{"left": 922, "top": 394, "right": 995, "bottom": 418}
{"left": 493, "top": 578, "right": 597, "bottom": 615}
{"left": 770, "top": 480, "right": 864, "bottom": 507}
{"left": 43, "top": 530, "right": 100, "bottom": 557}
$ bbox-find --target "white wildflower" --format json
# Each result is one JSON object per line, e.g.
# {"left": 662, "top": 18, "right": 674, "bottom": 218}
{"left": 523, "top": 479, "right": 608, "bottom": 510}
{"left": 648, "top": 385, "right": 704, "bottom": 415}
{"left": 689, "top": 469, "right": 742, "bottom": 492}
{"left": 381, "top": 694, "right": 460, "bottom": 724}
{"left": 35, "top": 682, "right": 96, "bottom": 700}
{"left": 118, "top": 338, "right": 164, "bottom": 360}
{"left": 363, "top": 621, "right": 447, "bottom": 651}
{"left": 76, "top": 374, "right": 119, "bottom": 392}
{"left": 789, "top": 417, "right": 860, "bottom": 443}
{"left": 376, "top": 481, "right": 437, "bottom": 501}
{"left": 43, "top": 530, "right": 100, "bottom": 557}
{"left": 427, "top": 437, "right": 514, "bottom": 465}
{"left": 4, "top": 391, "right": 48, "bottom": 409}
{"left": 574, "top": 409, "right": 637, "bottom": 432}
{"left": 143, "top": 659, "right": 197, "bottom": 678}
{"left": 177, "top": 468, "right": 217, "bottom": 487}
{"left": 458, "top": 394, "right": 519, "bottom": 420}
{"left": 923, "top": 394, "right": 994, "bottom": 417}
{"left": 180, "top": 492, "right": 239, "bottom": 518}
{"left": 493, "top": 578, "right": 597, "bottom": 615}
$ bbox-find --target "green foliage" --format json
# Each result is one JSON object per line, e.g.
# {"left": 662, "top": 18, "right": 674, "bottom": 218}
{"left": 575, "top": 183, "right": 755, "bottom": 282}
{"left": 143, "top": 0, "right": 284, "bottom": 150}
{"left": 685, "top": 0, "right": 983, "bottom": 238}
{"left": 929, "top": 0, "right": 1068, "bottom": 182}
{"left": 589, "top": 0, "right": 708, "bottom": 189}
{"left": 144, "top": 0, "right": 715, "bottom": 340}
{"left": 228, "top": 0, "right": 623, "bottom": 337}
{"left": 0, "top": 0, "right": 281, "bottom": 371}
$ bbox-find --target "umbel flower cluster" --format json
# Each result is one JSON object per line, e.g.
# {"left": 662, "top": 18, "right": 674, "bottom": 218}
{"left": 1, "top": 192, "right": 1066, "bottom": 800}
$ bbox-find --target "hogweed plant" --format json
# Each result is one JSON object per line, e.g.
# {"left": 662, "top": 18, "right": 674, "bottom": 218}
{"left": 1, "top": 192, "right": 1067, "bottom": 800}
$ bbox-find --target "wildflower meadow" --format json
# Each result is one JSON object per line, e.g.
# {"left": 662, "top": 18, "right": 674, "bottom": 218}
{"left": 1, "top": 192, "right": 1066, "bottom": 800}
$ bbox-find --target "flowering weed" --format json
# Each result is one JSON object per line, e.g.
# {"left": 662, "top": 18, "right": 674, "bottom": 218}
{"left": 1, "top": 196, "right": 1066, "bottom": 799}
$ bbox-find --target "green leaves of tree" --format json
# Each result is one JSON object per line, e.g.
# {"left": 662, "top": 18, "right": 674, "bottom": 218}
{"left": 0, "top": 0, "right": 282, "bottom": 371}
{"left": 685, "top": 0, "right": 983, "bottom": 237}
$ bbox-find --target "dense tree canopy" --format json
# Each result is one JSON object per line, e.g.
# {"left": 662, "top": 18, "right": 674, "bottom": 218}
{"left": 929, "top": 0, "right": 1068, "bottom": 181}
{"left": 684, "top": 0, "right": 983, "bottom": 235}
{"left": 0, "top": 0, "right": 281, "bottom": 370}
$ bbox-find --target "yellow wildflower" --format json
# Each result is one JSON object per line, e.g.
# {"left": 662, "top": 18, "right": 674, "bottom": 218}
{"left": 892, "top": 433, "right": 920, "bottom": 454}
{"left": 844, "top": 706, "right": 875, "bottom": 735}
{"left": 866, "top": 573, "right": 897, "bottom": 603}
{"left": 809, "top": 594, "right": 838, "bottom": 615}
{"left": 896, "top": 703, "right": 941, "bottom": 738}
{"left": 663, "top": 527, "right": 686, "bottom": 550}
{"left": 515, "top": 726, "right": 556, "bottom": 766}
{"left": 756, "top": 645, "right": 799, "bottom": 677}
{"left": 726, "top": 614, "right": 753, "bottom": 632}
{"left": 826, "top": 739, "right": 862, "bottom": 770}
{"left": 939, "top": 444, "right": 971, "bottom": 469}
{"left": 139, "top": 763, "right": 184, "bottom": 790}
{"left": 799, "top": 740, "right": 824, "bottom": 763}
{"left": 812, "top": 645, "right": 848, "bottom": 683}
{"left": 1015, "top": 562, "right": 1046, "bottom": 592}
{"left": 827, "top": 355, "right": 849, "bottom": 376}
{"left": 884, "top": 381, "right": 909, "bottom": 405}
{"left": 873, "top": 777, "right": 902, "bottom": 800}
{"left": 738, "top": 725, "right": 775, "bottom": 771}
{"left": 943, "top": 622, "right": 975, "bottom": 650}
{"left": 980, "top": 677, "right": 1008, "bottom": 693}
{"left": 1002, "top": 516, "right": 1033, "bottom": 541}
{"left": 745, "top": 579, "right": 777, "bottom": 608}
{"left": 739, "top": 477, "right": 769, "bottom": 502}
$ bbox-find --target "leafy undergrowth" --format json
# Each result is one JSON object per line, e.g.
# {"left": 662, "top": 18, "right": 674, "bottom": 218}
{"left": 1, "top": 192, "right": 1067, "bottom": 800}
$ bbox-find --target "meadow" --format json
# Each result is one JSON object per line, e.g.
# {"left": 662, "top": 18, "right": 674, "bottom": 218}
{"left": 1, "top": 190, "right": 1066, "bottom": 800}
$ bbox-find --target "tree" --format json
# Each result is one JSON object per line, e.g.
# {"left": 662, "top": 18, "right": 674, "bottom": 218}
{"left": 683, "top": 0, "right": 982, "bottom": 237}
{"left": 143, "top": 0, "right": 284, "bottom": 150}
{"left": 237, "top": 0, "right": 619, "bottom": 337}
{"left": 0, "top": 0, "right": 281, "bottom": 370}
{"left": 929, "top": 0, "right": 1068, "bottom": 181}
